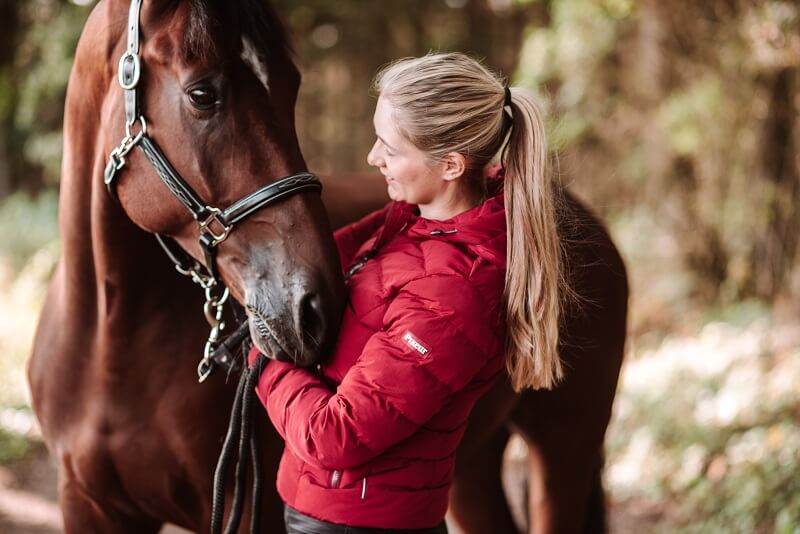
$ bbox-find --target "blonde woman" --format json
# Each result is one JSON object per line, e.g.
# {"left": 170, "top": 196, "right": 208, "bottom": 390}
{"left": 249, "top": 52, "right": 566, "bottom": 533}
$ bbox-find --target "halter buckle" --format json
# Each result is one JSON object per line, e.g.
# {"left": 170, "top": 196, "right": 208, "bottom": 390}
{"left": 118, "top": 51, "right": 141, "bottom": 90}
{"left": 199, "top": 207, "right": 232, "bottom": 246}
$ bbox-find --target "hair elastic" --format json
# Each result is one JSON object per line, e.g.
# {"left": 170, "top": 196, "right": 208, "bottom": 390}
{"left": 500, "top": 85, "right": 513, "bottom": 170}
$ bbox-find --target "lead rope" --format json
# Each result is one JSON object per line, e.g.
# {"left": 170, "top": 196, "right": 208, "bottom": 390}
{"left": 223, "top": 357, "right": 258, "bottom": 534}
{"left": 211, "top": 364, "right": 246, "bottom": 534}
{"left": 249, "top": 418, "right": 264, "bottom": 534}
{"left": 210, "top": 317, "right": 265, "bottom": 534}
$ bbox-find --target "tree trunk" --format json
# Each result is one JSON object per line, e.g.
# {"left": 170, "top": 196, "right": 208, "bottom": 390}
{"left": 748, "top": 68, "right": 800, "bottom": 300}
{"left": 0, "top": 0, "right": 20, "bottom": 200}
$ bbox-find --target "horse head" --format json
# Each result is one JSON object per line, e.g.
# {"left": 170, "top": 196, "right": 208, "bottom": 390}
{"left": 101, "top": 0, "right": 344, "bottom": 367}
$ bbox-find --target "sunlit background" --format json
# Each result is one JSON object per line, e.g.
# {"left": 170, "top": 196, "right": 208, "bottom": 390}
{"left": 0, "top": 0, "right": 798, "bottom": 532}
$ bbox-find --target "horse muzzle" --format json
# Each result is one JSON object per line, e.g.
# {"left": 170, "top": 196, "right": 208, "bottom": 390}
{"left": 245, "top": 283, "right": 332, "bottom": 367}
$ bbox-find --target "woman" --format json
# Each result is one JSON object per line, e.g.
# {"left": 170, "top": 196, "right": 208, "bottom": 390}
{"left": 249, "top": 52, "right": 566, "bottom": 533}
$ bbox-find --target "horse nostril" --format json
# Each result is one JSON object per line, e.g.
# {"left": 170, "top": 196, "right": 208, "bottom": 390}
{"left": 299, "top": 293, "right": 326, "bottom": 348}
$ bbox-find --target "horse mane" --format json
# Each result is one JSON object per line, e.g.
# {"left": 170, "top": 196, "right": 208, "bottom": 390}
{"left": 183, "top": 0, "right": 293, "bottom": 63}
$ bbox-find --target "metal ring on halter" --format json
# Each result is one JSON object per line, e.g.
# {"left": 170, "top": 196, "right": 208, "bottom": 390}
{"left": 118, "top": 51, "right": 141, "bottom": 90}
{"left": 175, "top": 264, "right": 216, "bottom": 289}
{"left": 205, "top": 286, "right": 230, "bottom": 307}
{"left": 125, "top": 115, "right": 147, "bottom": 140}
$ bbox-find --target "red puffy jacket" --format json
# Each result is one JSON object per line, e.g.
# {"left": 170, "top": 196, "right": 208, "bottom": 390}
{"left": 253, "top": 182, "right": 507, "bottom": 529}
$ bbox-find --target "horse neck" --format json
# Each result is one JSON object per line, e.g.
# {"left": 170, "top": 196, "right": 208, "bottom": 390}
{"left": 60, "top": 139, "right": 196, "bottom": 337}
{"left": 58, "top": 0, "right": 199, "bottom": 337}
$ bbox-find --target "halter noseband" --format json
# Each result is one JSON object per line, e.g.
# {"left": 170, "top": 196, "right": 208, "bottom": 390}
{"left": 104, "top": 0, "right": 322, "bottom": 381}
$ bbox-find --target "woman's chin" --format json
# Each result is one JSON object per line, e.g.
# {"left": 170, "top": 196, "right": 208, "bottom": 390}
{"left": 386, "top": 184, "right": 401, "bottom": 201}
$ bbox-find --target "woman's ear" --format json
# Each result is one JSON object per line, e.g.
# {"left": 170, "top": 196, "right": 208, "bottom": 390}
{"left": 440, "top": 152, "right": 468, "bottom": 182}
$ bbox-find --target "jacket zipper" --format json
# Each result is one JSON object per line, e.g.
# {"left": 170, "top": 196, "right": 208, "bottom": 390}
{"left": 430, "top": 228, "right": 457, "bottom": 236}
{"left": 345, "top": 248, "right": 377, "bottom": 280}
{"left": 330, "top": 470, "right": 341, "bottom": 488}
{"left": 345, "top": 221, "right": 411, "bottom": 281}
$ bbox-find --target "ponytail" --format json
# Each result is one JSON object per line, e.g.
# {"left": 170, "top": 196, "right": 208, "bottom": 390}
{"left": 503, "top": 88, "right": 565, "bottom": 391}
{"left": 374, "top": 53, "right": 567, "bottom": 391}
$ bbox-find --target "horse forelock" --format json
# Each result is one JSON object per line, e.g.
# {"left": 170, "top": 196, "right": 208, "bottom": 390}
{"left": 182, "top": 0, "right": 216, "bottom": 62}
{"left": 181, "top": 0, "right": 293, "bottom": 65}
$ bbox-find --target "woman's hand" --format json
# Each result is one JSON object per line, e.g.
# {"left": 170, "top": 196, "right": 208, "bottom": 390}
{"left": 248, "top": 346, "right": 265, "bottom": 369}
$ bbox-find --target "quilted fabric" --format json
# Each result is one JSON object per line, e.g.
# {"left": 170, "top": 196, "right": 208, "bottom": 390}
{"left": 252, "top": 178, "right": 508, "bottom": 529}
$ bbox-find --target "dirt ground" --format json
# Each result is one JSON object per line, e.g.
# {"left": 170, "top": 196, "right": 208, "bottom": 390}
{"left": 0, "top": 440, "right": 664, "bottom": 534}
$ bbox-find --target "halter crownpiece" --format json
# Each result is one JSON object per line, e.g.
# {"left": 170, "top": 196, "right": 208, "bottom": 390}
{"left": 105, "top": 0, "right": 323, "bottom": 382}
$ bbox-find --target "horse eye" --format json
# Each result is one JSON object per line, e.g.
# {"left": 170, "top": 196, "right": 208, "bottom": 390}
{"left": 187, "top": 86, "right": 218, "bottom": 110}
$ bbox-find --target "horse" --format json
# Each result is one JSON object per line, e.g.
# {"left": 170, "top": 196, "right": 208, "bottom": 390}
{"left": 28, "top": 1, "right": 628, "bottom": 533}
{"left": 28, "top": 0, "right": 345, "bottom": 531}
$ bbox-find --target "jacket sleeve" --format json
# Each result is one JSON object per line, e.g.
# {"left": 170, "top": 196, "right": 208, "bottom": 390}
{"left": 333, "top": 202, "right": 391, "bottom": 271}
{"left": 254, "top": 274, "right": 500, "bottom": 470}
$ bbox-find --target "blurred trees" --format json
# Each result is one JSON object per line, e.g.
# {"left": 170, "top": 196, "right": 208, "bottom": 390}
{"left": 0, "top": 0, "right": 91, "bottom": 196}
{"left": 272, "top": 0, "right": 543, "bottom": 172}
{"left": 0, "top": 0, "right": 21, "bottom": 198}
{"left": 509, "top": 0, "right": 799, "bottom": 312}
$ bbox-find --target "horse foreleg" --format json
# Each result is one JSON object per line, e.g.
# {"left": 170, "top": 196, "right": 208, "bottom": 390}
{"left": 450, "top": 426, "right": 518, "bottom": 533}
{"left": 59, "top": 480, "right": 161, "bottom": 534}
{"left": 58, "top": 458, "right": 162, "bottom": 534}
{"left": 511, "top": 325, "right": 624, "bottom": 534}
{"left": 521, "top": 430, "right": 606, "bottom": 534}
{"left": 449, "top": 376, "right": 520, "bottom": 533}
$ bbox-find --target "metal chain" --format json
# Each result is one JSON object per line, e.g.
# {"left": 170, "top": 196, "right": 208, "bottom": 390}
{"left": 197, "top": 282, "right": 230, "bottom": 382}
{"left": 106, "top": 116, "right": 147, "bottom": 176}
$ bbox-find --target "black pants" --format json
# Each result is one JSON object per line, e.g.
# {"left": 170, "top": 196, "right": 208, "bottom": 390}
{"left": 284, "top": 505, "right": 449, "bottom": 534}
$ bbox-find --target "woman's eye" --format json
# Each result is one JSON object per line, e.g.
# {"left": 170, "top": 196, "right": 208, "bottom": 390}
{"left": 187, "top": 87, "right": 218, "bottom": 110}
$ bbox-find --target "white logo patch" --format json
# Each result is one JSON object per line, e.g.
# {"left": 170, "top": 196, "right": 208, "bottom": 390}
{"left": 402, "top": 331, "right": 430, "bottom": 357}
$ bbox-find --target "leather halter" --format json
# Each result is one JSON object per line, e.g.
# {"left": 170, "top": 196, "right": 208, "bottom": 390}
{"left": 104, "top": 0, "right": 322, "bottom": 381}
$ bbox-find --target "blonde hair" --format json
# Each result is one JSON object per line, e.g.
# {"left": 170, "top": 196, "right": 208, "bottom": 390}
{"left": 374, "top": 52, "right": 566, "bottom": 391}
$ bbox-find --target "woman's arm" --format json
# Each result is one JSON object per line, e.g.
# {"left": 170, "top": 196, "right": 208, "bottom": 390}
{"left": 253, "top": 274, "right": 501, "bottom": 470}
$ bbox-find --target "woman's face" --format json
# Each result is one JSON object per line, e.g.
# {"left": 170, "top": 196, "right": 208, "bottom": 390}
{"left": 366, "top": 96, "right": 446, "bottom": 205}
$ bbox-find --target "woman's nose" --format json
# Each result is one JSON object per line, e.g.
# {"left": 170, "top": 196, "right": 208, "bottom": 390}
{"left": 366, "top": 141, "right": 380, "bottom": 167}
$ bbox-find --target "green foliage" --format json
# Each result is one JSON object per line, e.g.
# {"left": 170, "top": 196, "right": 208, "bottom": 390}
{"left": 516, "top": 0, "right": 627, "bottom": 105}
{"left": 682, "top": 444, "right": 800, "bottom": 533}
{"left": 0, "top": 69, "right": 14, "bottom": 120}
{"left": 658, "top": 78, "right": 723, "bottom": 157}
{"left": 0, "top": 427, "right": 30, "bottom": 464}
{"left": 0, "top": 190, "right": 59, "bottom": 272}
{"left": 13, "top": 1, "right": 92, "bottom": 186}
{"left": 608, "top": 313, "right": 800, "bottom": 531}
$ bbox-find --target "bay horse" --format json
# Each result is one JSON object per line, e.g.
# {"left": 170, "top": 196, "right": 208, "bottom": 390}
{"left": 28, "top": 0, "right": 344, "bottom": 531}
{"left": 29, "top": 1, "right": 628, "bottom": 533}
